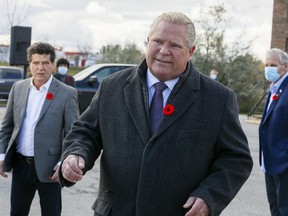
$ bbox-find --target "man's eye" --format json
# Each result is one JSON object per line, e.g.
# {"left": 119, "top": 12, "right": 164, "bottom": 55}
{"left": 153, "top": 39, "right": 161, "bottom": 44}
{"left": 172, "top": 44, "right": 181, "bottom": 48}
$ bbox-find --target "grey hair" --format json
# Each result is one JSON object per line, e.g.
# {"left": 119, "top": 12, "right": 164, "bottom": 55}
{"left": 148, "top": 12, "right": 196, "bottom": 48}
{"left": 266, "top": 48, "right": 288, "bottom": 65}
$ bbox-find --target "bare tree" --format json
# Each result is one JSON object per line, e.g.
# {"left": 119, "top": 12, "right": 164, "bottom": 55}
{"left": 3, "top": 0, "right": 30, "bottom": 28}
{"left": 77, "top": 42, "right": 93, "bottom": 56}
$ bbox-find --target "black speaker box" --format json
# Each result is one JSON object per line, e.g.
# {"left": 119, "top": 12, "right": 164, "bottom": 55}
{"left": 10, "top": 26, "right": 32, "bottom": 66}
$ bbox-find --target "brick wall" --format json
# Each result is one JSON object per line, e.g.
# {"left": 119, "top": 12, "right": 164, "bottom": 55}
{"left": 271, "top": 0, "right": 288, "bottom": 50}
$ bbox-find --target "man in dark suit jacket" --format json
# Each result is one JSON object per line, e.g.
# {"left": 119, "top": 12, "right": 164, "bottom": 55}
{"left": 0, "top": 42, "right": 79, "bottom": 215}
{"left": 59, "top": 12, "right": 253, "bottom": 216}
{"left": 259, "top": 48, "right": 288, "bottom": 216}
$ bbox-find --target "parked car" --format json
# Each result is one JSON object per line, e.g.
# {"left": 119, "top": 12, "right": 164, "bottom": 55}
{"left": 74, "top": 63, "right": 136, "bottom": 113}
{"left": 0, "top": 66, "right": 24, "bottom": 99}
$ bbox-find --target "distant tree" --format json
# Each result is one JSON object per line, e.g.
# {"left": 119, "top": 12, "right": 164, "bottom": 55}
{"left": 99, "top": 44, "right": 122, "bottom": 63}
{"left": 98, "top": 43, "right": 144, "bottom": 64}
{"left": 226, "top": 54, "right": 264, "bottom": 112}
{"left": 192, "top": 4, "right": 265, "bottom": 113}
{"left": 120, "top": 43, "right": 144, "bottom": 64}
{"left": 77, "top": 43, "right": 93, "bottom": 55}
{"left": 192, "top": 4, "right": 228, "bottom": 74}
{"left": 2, "top": 0, "right": 30, "bottom": 31}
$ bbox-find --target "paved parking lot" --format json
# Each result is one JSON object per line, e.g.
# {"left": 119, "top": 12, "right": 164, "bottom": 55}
{"left": 0, "top": 107, "right": 270, "bottom": 215}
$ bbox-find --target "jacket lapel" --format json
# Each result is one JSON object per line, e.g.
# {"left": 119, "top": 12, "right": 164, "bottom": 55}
{"left": 124, "top": 66, "right": 150, "bottom": 145}
{"left": 262, "top": 76, "right": 288, "bottom": 125}
{"left": 38, "top": 78, "right": 59, "bottom": 121}
{"left": 124, "top": 61, "right": 200, "bottom": 142}
{"left": 19, "top": 79, "right": 31, "bottom": 123}
{"left": 260, "top": 92, "right": 270, "bottom": 126}
{"left": 156, "top": 63, "right": 200, "bottom": 137}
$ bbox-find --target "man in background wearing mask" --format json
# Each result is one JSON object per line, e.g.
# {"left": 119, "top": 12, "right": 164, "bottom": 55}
{"left": 209, "top": 69, "right": 218, "bottom": 80}
{"left": 259, "top": 48, "right": 288, "bottom": 216}
{"left": 54, "top": 58, "right": 76, "bottom": 87}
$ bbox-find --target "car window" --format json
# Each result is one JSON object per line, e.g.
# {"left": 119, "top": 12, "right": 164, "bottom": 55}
{"left": 110, "top": 67, "right": 122, "bottom": 73}
{"left": 0, "top": 69, "right": 23, "bottom": 79}
{"left": 74, "top": 64, "right": 103, "bottom": 80}
{"left": 93, "top": 66, "right": 128, "bottom": 82}
{"left": 93, "top": 68, "right": 111, "bottom": 82}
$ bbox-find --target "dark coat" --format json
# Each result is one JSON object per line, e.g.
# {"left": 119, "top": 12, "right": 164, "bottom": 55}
{"left": 61, "top": 60, "right": 253, "bottom": 216}
{"left": 54, "top": 73, "right": 76, "bottom": 87}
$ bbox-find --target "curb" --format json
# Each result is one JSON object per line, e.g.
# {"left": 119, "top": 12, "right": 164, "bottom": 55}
{"left": 245, "top": 118, "right": 261, "bottom": 125}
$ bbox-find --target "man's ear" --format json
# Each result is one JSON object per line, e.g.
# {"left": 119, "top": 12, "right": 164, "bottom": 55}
{"left": 188, "top": 46, "right": 196, "bottom": 60}
{"left": 190, "top": 46, "right": 196, "bottom": 56}
{"left": 144, "top": 37, "right": 149, "bottom": 46}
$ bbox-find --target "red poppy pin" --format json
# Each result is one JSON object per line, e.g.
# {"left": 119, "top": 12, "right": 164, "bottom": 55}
{"left": 272, "top": 94, "right": 278, "bottom": 101}
{"left": 163, "top": 104, "right": 175, "bottom": 116}
{"left": 46, "top": 92, "right": 54, "bottom": 100}
{"left": 66, "top": 76, "right": 71, "bottom": 84}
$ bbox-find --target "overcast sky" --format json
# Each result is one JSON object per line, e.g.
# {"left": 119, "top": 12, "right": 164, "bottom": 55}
{"left": 0, "top": 0, "right": 274, "bottom": 60}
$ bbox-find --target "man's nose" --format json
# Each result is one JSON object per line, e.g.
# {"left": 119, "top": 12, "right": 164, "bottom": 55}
{"left": 159, "top": 44, "right": 170, "bottom": 55}
{"left": 37, "top": 63, "right": 45, "bottom": 69}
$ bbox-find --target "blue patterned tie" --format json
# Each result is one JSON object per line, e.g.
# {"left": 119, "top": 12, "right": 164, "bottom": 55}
{"left": 150, "top": 82, "right": 167, "bottom": 135}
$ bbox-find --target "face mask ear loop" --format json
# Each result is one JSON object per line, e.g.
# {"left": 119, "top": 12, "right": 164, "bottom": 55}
{"left": 280, "top": 64, "right": 286, "bottom": 75}
{"left": 283, "top": 64, "right": 288, "bottom": 73}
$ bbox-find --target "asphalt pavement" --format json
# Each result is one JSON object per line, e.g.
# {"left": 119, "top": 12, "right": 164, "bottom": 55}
{"left": 0, "top": 107, "right": 270, "bottom": 216}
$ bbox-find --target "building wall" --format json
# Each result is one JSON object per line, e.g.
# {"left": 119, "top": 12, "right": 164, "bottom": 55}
{"left": 271, "top": 0, "right": 288, "bottom": 50}
{"left": 0, "top": 45, "right": 10, "bottom": 63}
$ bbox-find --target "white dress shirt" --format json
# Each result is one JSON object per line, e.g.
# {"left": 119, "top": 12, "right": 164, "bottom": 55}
{"left": 14, "top": 78, "right": 52, "bottom": 158}
{"left": 16, "top": 76, "right": 53, "bottom": 157}
{"left": 146, "top": 69, "right": 179, "bottom": 108}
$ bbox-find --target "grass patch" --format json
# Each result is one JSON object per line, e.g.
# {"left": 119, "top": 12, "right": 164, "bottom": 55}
{"left": 69, "top": 67, "right": 83, "bottom": 76}
{"left": 0, "top": 100, "right": 7, "bottom": 107}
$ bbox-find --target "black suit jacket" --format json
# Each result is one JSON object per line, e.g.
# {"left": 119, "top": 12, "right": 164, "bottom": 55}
{"left": 54, "top": 73, "right": 76, "bottom": 87}
{"left": 61, "top": 60, "right": 253, "bottom": 216}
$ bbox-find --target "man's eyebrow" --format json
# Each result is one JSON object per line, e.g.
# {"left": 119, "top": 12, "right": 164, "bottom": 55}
{"left": 265, "top": 64, "right": 277, "bottom": 66}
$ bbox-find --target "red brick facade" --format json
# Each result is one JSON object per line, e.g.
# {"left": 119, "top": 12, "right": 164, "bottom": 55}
{"left": 271, "top": 0, "right": 288, "bottom": 50}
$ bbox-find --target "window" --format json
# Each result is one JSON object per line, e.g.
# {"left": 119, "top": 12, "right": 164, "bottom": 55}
{"left": 93, "top": 68, "right": 111, "bottom": 82}
{"left": 0, "top": 69, "right": 23, "bottom": 79}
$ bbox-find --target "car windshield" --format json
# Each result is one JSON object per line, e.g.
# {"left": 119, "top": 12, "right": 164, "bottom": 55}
{"left": 73, "top": 64, "right": 103, "bottom": 81}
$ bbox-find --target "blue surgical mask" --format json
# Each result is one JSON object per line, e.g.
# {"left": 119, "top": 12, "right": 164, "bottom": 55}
{"left": 210, "top": 74, "right": 217, "bottom": 80}
{"left": 58, "top": 66, "right": 68, "bottom": 75}
{"left": 264, "top": 66, "right": 280, "bottom": 82}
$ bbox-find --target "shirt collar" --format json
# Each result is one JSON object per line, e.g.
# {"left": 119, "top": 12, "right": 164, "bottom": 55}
{"left": 30, "top": 75, "right": 53, "bottom": 91}
{"left": 146, "top": 68, "right": 179, "bottom": 91}
{"left": 270, "top": 72, "right": 288, "bottom": 94}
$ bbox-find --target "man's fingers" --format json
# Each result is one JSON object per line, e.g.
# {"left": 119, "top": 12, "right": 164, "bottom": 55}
{"left": 77, "top": 156, "right": 85, "bottom": 170}
{"left": 183, "top": 196, "right": 196, "bottom": 208}
{"left": 0, "top": 172, "right": 8, "bottom": 178}
{"left": 62, "top": 155, "right": 85, "bottom": 183}
{"left": 49, "top": 165, "right": 59, "bottom": 181}
{"left": 184, "top": 197, "right": 210, "bottom": 216}
{"left": 0, "top": 161, "right": 7, "bottom": 178}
